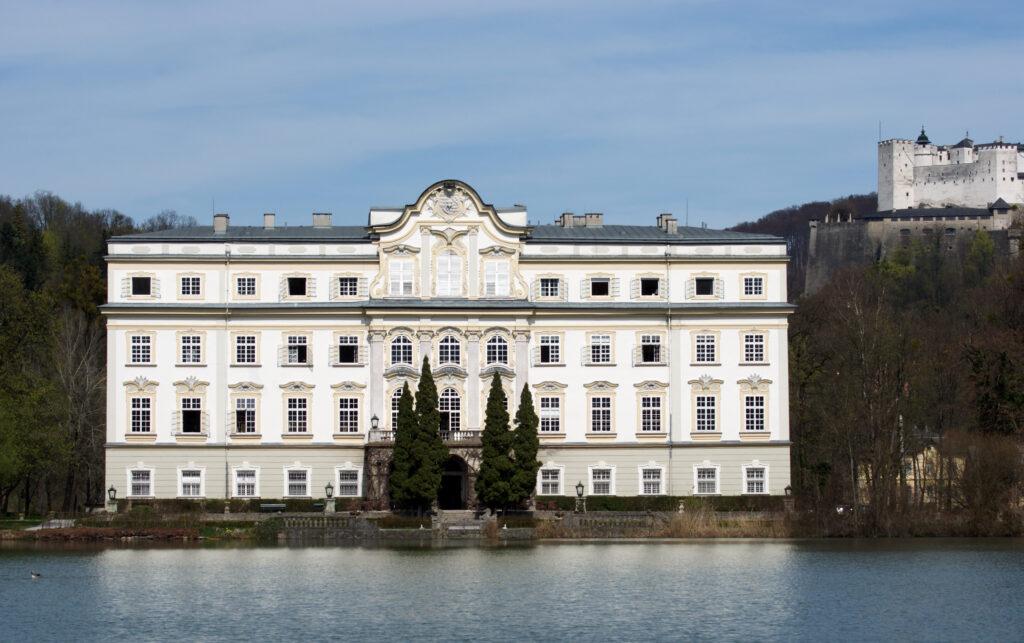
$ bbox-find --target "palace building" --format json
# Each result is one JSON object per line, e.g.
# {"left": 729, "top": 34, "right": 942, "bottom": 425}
{"left": 102, "top": 180, "right": 793, "bottom": 508}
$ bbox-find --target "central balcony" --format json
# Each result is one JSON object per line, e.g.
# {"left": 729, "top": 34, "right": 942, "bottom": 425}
{"left": 368, "top": 429, "right": 482, "bottom": 446}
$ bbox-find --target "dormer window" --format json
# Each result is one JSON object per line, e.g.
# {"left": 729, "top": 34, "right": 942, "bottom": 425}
{"left": 590, "top": 278, "right": 610, "bottom": 297}
{"left": 131, "top": 277, "right": 152, "bottom": 296}
{"left": 484, "top": 261, "right": 510, "bottom": 297}
{"left": 287, "top": 277, "right": 307, "bottom": 297}
{"left": 390, "top": 259, "right": 414, "bottom": 296}
{"left": 695, "top": 278, "right": 715, "bottom": 296}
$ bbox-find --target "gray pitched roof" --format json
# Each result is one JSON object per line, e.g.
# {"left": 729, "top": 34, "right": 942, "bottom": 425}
{"left": 869, "top": 207, "right": 990, "bottom": 220}
{"left": 110, "top": 225, "right": 372, "bottom": 243}
{"left": 990, "top": 198, "right": 1012, "bottom": 209}
{"left": 527, "top": 224, "right": 781, "bottom": 244}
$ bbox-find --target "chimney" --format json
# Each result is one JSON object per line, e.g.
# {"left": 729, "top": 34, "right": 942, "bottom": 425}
{"left": 213, "top": 213, "right": 229, "bottom": 234}
{"left": 263, "top": 212, "right": 276, "bottom": 230}
{"left": 584, "top": 212, "right": 603, "bottom": 227}
{"left": 312, "top": 212, "right": 332, "bottom": 228}
{"left": 657, "top": 212, "right": 678, "bottom": 234}
{"left": 559, "top": 212, "right": 576, "bottom": 228}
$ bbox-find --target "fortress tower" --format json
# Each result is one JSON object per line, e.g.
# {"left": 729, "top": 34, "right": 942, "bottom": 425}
{"left": 877, "top": 128, "right": 1024, "bottom": 211}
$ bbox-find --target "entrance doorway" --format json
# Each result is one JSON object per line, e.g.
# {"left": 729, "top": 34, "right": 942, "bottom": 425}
{"left": 438, "top": 456, "right": 468, "bottom": 510}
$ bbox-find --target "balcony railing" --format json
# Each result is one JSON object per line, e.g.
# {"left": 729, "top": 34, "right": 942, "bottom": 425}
{"left": 368, "top": 429, "right": 482, "bottom": 445}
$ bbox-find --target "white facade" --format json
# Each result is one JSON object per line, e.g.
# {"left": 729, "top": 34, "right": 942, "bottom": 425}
{"left": 103, "top": 181, "right": 793, "bottom": 502}
{"left": 878, "top": 130, "right": 1024, "bottom": 211}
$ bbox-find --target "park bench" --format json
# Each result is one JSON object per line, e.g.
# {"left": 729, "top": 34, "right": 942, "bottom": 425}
{"left": 259, "top": 503, "right": 286, "bottom": 513}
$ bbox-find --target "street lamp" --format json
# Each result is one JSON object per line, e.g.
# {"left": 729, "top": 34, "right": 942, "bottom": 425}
{"left": 784, "top": 485, "right": 792, "bottom": 497}
{"left": 325, "top": 481, "right": 334, "bottom": 499}
{"left": 575, "top": 481, "right": 585, "bottom": 498}
{"left": 574, "top": 481, "right": 586, "bottom": 514}
{"left": 370, "top": 414, "right": 379, "bottom": 431}
{"left": 107, "top": 485, "right": 117, "bottom": 502}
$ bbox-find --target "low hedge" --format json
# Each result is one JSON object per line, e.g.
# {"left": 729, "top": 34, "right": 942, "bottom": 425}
{"left": 115, "top": 498, "right": 367, "bottom": 514}
{"left": 535, "top": 495, "right": 785, "bottom": 512}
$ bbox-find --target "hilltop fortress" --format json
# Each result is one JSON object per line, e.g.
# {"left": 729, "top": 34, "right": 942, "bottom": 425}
{"left": 879, "top": 129, "right": 1024, "bottom": 211}
{"left": 806, "top": 129, "right": 1022, "bottom": 293}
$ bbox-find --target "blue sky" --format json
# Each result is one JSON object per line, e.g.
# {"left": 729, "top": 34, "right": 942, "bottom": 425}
{"left": 2, "top": 0, "right": 1021, "bottom": 228}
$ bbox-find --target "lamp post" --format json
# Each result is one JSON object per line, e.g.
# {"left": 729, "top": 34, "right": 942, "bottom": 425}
{"left": 575, "top": 480, "right": 586, "bottom": 514}
{"left": 325, "top": 481, "right": 336, "bottom": 514}
{"left": 106, "top": 485, "right": 118, "bottom": 514}
{"left": 370, "top": 414, "right": 379, "bottom": 438}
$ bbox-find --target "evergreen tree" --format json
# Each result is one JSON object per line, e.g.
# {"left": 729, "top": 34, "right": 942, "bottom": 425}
{"left": 510, "top": 383, "right": 541, "bottom": 507}
{"left": 388, "top": 382, "right": 415, "bottom": 509}
{"left": 405, "top": 358, "right": 446, "bottom": 513}
{"left": 475, "top": 373, "right": 515, "bottom": 511}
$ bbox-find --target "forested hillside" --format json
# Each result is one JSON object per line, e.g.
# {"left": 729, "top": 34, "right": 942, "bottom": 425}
{"left": 729, "top": 193, "right": 876, "bottom": 299}
{"left": 0, "top": 192, "right": 195, "bottom": 513}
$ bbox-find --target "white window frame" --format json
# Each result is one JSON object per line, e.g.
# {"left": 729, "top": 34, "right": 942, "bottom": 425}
{"left": 337, "top": 276, "right": 359, "bottom": 298}
{"left": 439, "top": 387, "right": 461, "bottom": 432}
{"left": 283, "top": 466, "right": 312, "bottom": 498}
{"left": 130, "top": 396, "right": 153, "bottom": 433}
{"left": 538, "top": 335, "right": 561, "bottom": 365}
{"left": 390, "top": 335, "right": 413, "bottom": 365}
{"left": 286, "top": 397, "right": 309, "bottom": 433}
{"left": 336, "top": 335, "right": 360, "bottom": 365}
{"left": 742, "top": 463, "right": 769, "bottom": 495}
{"left": 438, "top": 335, "right": 461, "bottom": 365}
{"left": 694, "top": 463, "right": 721, "bottom": 495}
{"left": 127, "top": 467, "right": 155, "bottom": 498}
{"left": 337, "top": 397, "right": 360, "bottom": 433}
{"left": 180, "top": 334, "right": 202, "bottom": 364}
{"left": 744, "top": 395, "right": 766, "bottom": 432}
{"left": 695, "top": 394, "right": 717, "bottom": 432}
{"left": 743, "top": 275, "right": 764, "bottom": 297}
{"left": 537, "top": 464, "right": 565, "bottom": 496}
{"left": 539, "top": 277, "right": 561, "bottom": 298}
{"left": 589, "top": 396, "right": 613, "bottom": 433}
{"left": 235, "top": 275, "right": 258, "bottom": 298}
{"left": 390, "top": 258, "right": 415, "bottom": 296}
{"left": 129, "top": 334, "right": 152, "bottom": 364}
{"left": 640, "top": 395, "right": 663, "bottom": 433}
{"left": 335, "top": 463, "right": 363, "bottom": 497}
{"left": 179, "top": 275, "right": 202, "bottom": 298}
{"left": 234, "top": 397, "right": 257, "bottom": 434}
{"left": 235, "top": 334, "right": 258, "bottom": 365}
{"left": 589, "top": 334, "right": 612, "bottom": 365}
{"left": 177, "top": 466, "right": 205, "bottom": 498}
{"left": 694, "top": 334, "right": 717, "bottom": 364}
{"left": 539, "top": 395, "right": 561, "bottom": 433}
{"left": 436, "top": 251, "right": 462, "bottom": 297}
{"left": 639, "top": 464, "right": 665, "bottom": 496}
{"left": 588, "top": 464, "right": 616, "bottom": 496}
{"left": 742, "top": 332, "right": 767, "bottom": 364}
{"left": 485, "top": 335, "right": 509, "bottom": 365}
{"left": 390, "top": 388, "right": 404, "bottom": 430}
{"left": 233, "top": 466, "right": 260, "bottom": 498}
{"left": 484, "top": 260, "right": 510, "bottom": 297}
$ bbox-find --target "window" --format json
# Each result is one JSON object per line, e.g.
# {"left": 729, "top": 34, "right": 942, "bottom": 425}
{"left": 486, "top": 336, "right": 508, "bottom": 365}
{"left": 337, "top": 276, "right": 358, "bottom": 297}
{"left": 641, "top": 396, "right": 662, "bottom": 432}
{"left": 539, "top": 397, "right": 561, "bottom": 432}
{"left": 484, "top": 261, "right": 510, "bottom": 297}
{"left": 180, "top": 335, "right": 202, "bottom": 364}
{"left": 286, "top": 398, "right": 308, "bottom": 433}
{"left": 539, "top": 335, "right": 560, "bottom": 364}
{"left": 287, "top": 277, "right": 307, "bottom": 297}
{"left": 338, "top": 398, "right": 359, "bottom": 433}
{"left": 695, "top": 395, "right": 716, "bottom": 432}
{"left": 181, "top": 397, "right": 202, "bottom": 433}
{"left": 337, "top": 469, "right": 360, "bottom": 497}
{"left": 743, "top": 276, "right": 764, "bottom": 297}
{"left": 590, "top": 335, "right": 611, "bottom": 364}
{"left": 391, "top": 336, "right": 413, "bottom": 365}
{"left": 439, "top": 388, "right": 460, "bottom": 432}
{"left": 590, "top": 277, "right": 610, "bottom": 297}
{"left": 180, "top": 276, "right": 201, "bottom": 297}
{"left": 590, "top": 396, "right": 612, "bottom": 432}
{"left": 130, "top": 470, "right": 152, "bottom": 497}
{"left": 234, "top": 398, "right": 256, "bottom": 433}
{"left": 130, "top": 335, "right": 152, "bottom": 364}
{"left": 745, "top": 467, "right": 766, "bottom": 494}
{"left": 235, "top": 469, "right": 257, "bottom": 497}
{"left": 438, "top": 336, "right": 460, "bottom": 365}
{"left": 180, "top": 470, "right": 202, "bottom": 497}
{"left": 695, "top": 334, "right": 716, "bottom": 363}
{"left": 696, "top": 467, "right": 718, "bottom": 494}
{"left": 131, "top": 276, "right": 152, "bottom": 296}
{"left": 540, "top": 278, "right": 560, "bottom": 298}
{"left": 743, "top": 333, "right": 765, "bottom": 363}
{"left": 641, "top": 468, "right": 662, "bottom": 495}
{"left": 540, "top": 468, "right": 561, "bottom": 495}
{"left": 235, "top": 335, "right": 257, "bottom": 364}
{"left": 130, "top": 397, "right": 151, "bottom": 433}
{"left": 337, "top": 336, "right": 359, "bottom": 364}
{"left": 287, "top": 336, "right": 308, "bottom": 364}
{"left": 640, "top": 278, "right": 660, "bottom": 296}
{"left": 286, "top": 470, "right": 309, "bottom": 497}
{"left": 591, "top": 468, "right": 612, "bottom": 495}
{"left": 695, "top": 277, "right": 714, "bottom": 296}
{"left": 640, "top": 335, "right": 662, "bottom": 363}
{"left": 390, "top": 259, "right": 414, "bottom": 296}
{"left": 236, "top": 276, "right": 256, "bottom": 297}
{"left": 391, "top": 389, "right": 403, "bottom": 429}
{"left": 745, "top": 395, "right": 765, "bottom": 431}
{"left": 437, "top": 251, "right": 462, "bottom": 296}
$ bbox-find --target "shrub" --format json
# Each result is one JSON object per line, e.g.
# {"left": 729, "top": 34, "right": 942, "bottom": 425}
{"left": 535, "top": 495, "right": 785, "bottom": 512}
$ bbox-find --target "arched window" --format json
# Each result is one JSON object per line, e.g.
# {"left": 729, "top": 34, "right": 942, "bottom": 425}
{"left": 438, "top": 335, "right": 461, "bottom": 365}
{"left": 391, "top": 336, "right": 412, "bottom": 365}
{"left": 391, "top": 388, "right": 404, "bottom": 429}
{"left": 486, "top": 335, "right": 508, "bottom": 365}
{"left": 439, "top": 388, "right": 461, "bottom": 433}
{"left": 436, "top": 251, "right": 462, "bottom": 297}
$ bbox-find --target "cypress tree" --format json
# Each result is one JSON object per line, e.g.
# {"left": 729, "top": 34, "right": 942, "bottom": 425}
{"left": 510, "top": 383, "right": 541, "bottom": 507}
{"left": 475, "top": 373, "right": 515, "bottom": 511}
{"left": 407, "top": 357, "right": 446, "bottom": 513}
{"left": 388, "top": 382, "right": 415, "bottom": 509}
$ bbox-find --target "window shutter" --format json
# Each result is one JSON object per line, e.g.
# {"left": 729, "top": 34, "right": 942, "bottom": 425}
{"left": 714, "top": 278, "right": 724, "bottom": 299}
{"left": 121, "top": 277, "right": 130, "bottom": 297}
{"left": 279, "top": 279, "right": 288, "bottom": 301}
{"left": 630, "top": 278, "right": 639, "bottom": 299}
{"left": 685, "top": 279, "right": 695, "bottom": 299}
{"left": 330, "top": 277, "right": 340, "bottom": 300}
{"left": 307, "top": 278, "right": 317, "bottom": 298}
{"left": 558, "top": 278, "right": 567, "bottom": 301}
{"left": 531, "top": 280, "right": 540, "bottom": 301}
{"left": 580, "top": 345, "right": 589, "bottom": 365}
{"left": 358, "top": 276, "right": 368, "bottom": 297}
{"left": 580, "top": 278, "right": 590, "bottom": 298}
{"left": 532, "top": 346, "right": 540, "bottom": 365}
{"left": 151, "top": 278, "right": 161, "bottom": 297}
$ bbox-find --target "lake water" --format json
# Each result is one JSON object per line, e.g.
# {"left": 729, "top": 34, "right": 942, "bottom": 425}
{"left": 2, "top": 539, "right": 1023, "bottom": 641}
